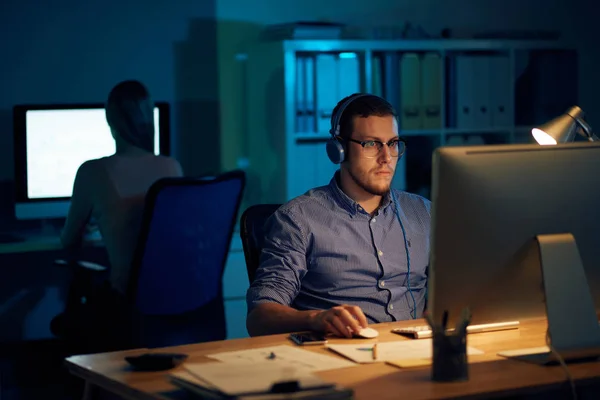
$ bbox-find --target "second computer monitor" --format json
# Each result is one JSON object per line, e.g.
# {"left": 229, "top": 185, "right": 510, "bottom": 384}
{"left": 13, "top": 102, "right": 170, "bottom": 220}
{"left": 429, "top": 142, "right": 600, "bottom": 327}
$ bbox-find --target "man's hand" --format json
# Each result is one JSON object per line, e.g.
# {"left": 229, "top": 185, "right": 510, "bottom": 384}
{"left": 309, "top": 305, "right": 369, "bottom": 338}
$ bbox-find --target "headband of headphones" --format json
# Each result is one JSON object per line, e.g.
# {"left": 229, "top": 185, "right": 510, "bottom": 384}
{"left": 329, "top": 93, "right": 370, "bottom": 138}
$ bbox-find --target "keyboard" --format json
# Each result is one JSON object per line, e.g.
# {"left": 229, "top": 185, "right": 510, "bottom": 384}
{"left": 392, "top": 321, "right": 520, "bottom": 339}
{"left": 0, "top": 232, "right": 25, "bottom": 244}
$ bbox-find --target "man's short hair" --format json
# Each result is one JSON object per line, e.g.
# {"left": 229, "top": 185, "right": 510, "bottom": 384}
{"left": 330, "top": 93, "right": 397, "bottom": 139}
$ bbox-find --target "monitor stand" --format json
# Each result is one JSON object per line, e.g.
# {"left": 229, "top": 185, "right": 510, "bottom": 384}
{"left": 498, "top": 233, "right": 600, "bottom": 365}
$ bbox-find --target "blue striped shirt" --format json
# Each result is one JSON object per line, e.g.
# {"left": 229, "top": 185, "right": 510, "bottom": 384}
{"left": 247, "top": 173, "right": 431, "bottom": 323}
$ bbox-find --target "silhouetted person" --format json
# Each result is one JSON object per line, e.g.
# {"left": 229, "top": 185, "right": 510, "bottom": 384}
{"left": 61, "top": 80, "right": 182, "bottom": 293}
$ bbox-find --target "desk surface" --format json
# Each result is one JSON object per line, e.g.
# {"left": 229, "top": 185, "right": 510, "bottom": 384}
{"left": 65, "top": 318, "right": 600, "bottom": 400}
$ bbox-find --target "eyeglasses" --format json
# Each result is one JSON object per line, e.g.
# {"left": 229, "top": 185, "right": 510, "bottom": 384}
{"left": 346, "top": 137, "right": 406, "bottom": 158}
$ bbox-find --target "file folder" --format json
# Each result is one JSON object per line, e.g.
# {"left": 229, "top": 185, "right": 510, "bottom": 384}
{"left": 399, "top": 53, "right": 422, "bottom": 130}
{"left": 472, "top": 56, "right": 491, "bottom": 128}
{"left": 455, "top": 55, "right": 476, "bottom": 129}
{"left": 372, "top": 55, "right": 383, "bottom": 97}
{"left": 296, "top": 56, "right": 307, "bottom": 133}
{"left": 337, "top": 53, "right": 360, "bottom": 100}
{"left": 488, "top": 55, "right": 512, "bottom": 127}
{"left": 420, "top": 52, "right": 442, "bottom": 129}
{"left": 305, "top": 56, "right": 316, "bottom": 132}
{"left": 316, "top": 54, "right": 338, "bottom": 133}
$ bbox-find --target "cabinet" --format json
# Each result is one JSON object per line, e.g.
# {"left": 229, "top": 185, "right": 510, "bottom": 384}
{"left": 244, "top": 39, "right": 577, "bottom": 203}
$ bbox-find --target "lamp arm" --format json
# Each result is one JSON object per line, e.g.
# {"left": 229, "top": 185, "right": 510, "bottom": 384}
{"left": 577, "top": 118, "right": 597, "bottom": 141}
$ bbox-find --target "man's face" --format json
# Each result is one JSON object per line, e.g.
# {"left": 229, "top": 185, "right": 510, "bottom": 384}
{"left": 343, "top": 115, "right": 400, "bottom": 196}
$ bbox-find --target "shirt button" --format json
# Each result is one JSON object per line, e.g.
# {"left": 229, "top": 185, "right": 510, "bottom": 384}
{"left": 379, "top": 280, "right": 385, "bottom": 288}
{"left": 378, "top": 250, "right": 383, "bottom": 256}
{"left": 389, "top": 304, "right": 394, "bottom": 311}
{"left": 371, "top": 218, "right": 376, "bottom": 223}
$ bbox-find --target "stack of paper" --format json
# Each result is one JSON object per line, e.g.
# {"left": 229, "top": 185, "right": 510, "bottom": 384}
{"left": 169, "top": 345, "right": 356, "bottom": 399}
{"left": 171, "top": 362, "right": 327, "bottom": 396}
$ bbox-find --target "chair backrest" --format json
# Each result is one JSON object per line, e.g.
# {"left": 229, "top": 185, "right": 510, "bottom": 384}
{"left": 240, "top": 204, "right": 281, "bottom": 284}
{"left": 128, "top": 170, "right": 245, "bottom": 315}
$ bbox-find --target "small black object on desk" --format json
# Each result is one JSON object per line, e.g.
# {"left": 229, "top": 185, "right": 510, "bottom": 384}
{"left": 125, "top": 352, "right": 188, "bottom": 371}
{"left": 426, "top": 308, "right": 471, "bottom": 382}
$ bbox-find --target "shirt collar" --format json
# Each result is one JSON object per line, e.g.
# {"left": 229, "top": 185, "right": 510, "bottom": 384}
{"left": 328, "top": 171, "right": 394, "bottom": 216}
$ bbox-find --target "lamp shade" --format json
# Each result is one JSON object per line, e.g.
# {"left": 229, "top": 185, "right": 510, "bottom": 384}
{"left": 531, "top": 106, "right": 585, "bottom": 145}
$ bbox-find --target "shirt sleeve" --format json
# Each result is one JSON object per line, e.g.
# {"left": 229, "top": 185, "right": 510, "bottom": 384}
{"left": 246, "top": 207, "right": 308, "bottom": 312}
{"left": 61, "top": 161, "right": 95, "bottom": 248}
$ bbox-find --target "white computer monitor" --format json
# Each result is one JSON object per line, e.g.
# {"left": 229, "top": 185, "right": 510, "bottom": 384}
{"left": 429, "top": 142, "right": 600, "bottom": 363}
{"left": 13, "top": 103, "right": 170, "bottom": 220}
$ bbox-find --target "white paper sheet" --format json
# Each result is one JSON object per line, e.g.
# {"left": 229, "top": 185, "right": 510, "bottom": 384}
{"left": 173, "top": 362, "right": 330, "bottom": 396}
{"left": 207, "top": 344, "right": 356, "bottom": 371}
{"left": 327, "top": 339, "right": 484, "bottom": 363}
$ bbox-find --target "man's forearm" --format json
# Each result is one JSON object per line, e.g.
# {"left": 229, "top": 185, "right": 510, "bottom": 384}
{"left": 246, "top": 303, "right": 321, "bottom": 337}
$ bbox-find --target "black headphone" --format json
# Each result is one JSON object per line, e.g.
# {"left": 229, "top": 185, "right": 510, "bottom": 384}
{"left": 326, "top": 93, "right": 370, "bottom": 164}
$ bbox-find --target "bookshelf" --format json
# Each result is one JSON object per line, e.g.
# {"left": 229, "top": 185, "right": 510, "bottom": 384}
{"left": 244, "top": 39, "right": 577, "bottom": 204}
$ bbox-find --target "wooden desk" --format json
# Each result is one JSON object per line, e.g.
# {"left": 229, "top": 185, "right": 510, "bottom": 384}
{"left": 65, "top": 318, "right": 600, "bottom": 399}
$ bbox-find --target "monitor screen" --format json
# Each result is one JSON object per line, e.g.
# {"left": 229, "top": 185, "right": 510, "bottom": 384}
{"left": 13, "top": 103, "right": 170, "bottom": 220}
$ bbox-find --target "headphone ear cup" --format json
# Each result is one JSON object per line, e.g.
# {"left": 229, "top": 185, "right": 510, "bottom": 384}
{"left": 326, "top": 138, "right": 345, "bottom": 164}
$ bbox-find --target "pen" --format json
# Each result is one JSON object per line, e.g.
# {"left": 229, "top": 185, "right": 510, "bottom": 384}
{"left": 372, "top": 343, "right": 378, "bottom": 361}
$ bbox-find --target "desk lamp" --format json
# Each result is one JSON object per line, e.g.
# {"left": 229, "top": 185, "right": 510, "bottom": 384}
{"left": 532, "top": 106, "right": 599, "bottom": 145}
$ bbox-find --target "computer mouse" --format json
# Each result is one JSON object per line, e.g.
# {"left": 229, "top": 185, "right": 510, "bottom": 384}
{"left": 354, "top": 327, "right": 379, "bottom": 339}
{"left": 124, "top": 352, "right": 188, "bottom": 371}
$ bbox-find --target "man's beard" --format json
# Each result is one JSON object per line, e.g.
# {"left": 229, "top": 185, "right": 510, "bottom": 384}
{"left": 348, "top": 167, "right": 392, "bottom": 196}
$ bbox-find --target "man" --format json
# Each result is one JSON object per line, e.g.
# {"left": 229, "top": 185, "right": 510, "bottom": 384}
{"left": 246, "top": 93, "right": 431, "bottom": 337}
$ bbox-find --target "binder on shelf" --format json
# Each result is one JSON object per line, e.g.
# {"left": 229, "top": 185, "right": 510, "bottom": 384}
{"left": 420, "top": 52, "right": 442, "bottom": 129}
{"left": 296, "top": 56, "right": 307, "bottom": 133}
{"left": 372, "top": 55, "right": 383, "bottom": 97}
{"left": 337, "top": 52, "right": 360, "bottom": 100}
{"left": 316, "top": 54, "right": 338, "bottom": 133}
{"left": 472, "top": 56, "right": 492, "bottom": 128}
{"left": 454, "top": 55, "right": 476, "bottom": 129}
{"left": 399, "top": 53, "right": 422, "bottom": 130}
{"left": 489, "top": 55, "right": 512, "bottom": 127}
{"left": 305, "top": 56, "right": 316, "bottom": 132}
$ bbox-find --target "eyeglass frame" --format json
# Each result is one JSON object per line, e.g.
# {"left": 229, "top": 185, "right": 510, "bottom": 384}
{"left": 343, "top": 136, "right": 407, "bottom": 158}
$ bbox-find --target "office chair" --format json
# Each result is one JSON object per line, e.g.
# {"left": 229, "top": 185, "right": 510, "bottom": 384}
{"left": 53, "top": 170, "right": 246, "bottom": 352}
{"left": 126, "top": 169, "right": 246, "bottom": 348}
{"left": 239, "top": 204, "right": 281, "bottom": 284}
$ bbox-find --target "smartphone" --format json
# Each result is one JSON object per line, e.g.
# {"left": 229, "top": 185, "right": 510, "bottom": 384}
{"left": 289, "top": 332, "right": 328, "bottom": 346}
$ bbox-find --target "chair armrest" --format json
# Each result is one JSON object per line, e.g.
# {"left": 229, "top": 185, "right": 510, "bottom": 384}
{"left": 54, "top": 259, "right": 108, "bottom": 272}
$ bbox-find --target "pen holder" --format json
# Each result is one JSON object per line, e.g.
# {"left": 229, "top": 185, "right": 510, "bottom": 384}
{"left": 431, "top": 330, "right": 468, "bottom": 382}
